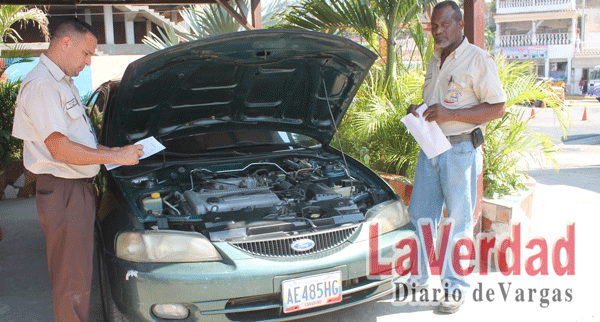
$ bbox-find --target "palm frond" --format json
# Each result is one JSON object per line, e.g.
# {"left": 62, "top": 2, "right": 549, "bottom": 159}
{"left": 0, "top": 5, "right": 49, "bottom": 43}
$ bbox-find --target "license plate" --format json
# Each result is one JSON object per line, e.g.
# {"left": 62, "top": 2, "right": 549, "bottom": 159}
{"left": 281, "top": 271, "right": 342, "bottom": 313}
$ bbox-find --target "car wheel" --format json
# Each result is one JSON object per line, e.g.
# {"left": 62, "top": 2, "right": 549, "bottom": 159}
{"left": 97, "top": 239, "right": 130, "bottom": 322}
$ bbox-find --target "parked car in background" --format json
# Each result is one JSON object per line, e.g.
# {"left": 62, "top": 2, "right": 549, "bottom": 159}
{"left": 89, "top": 29, "right": 414, "bottom": 321}
{"left": 531, "top": 77, "right": 565, "bottom": 107}
{"left": 587, "top": 65, "right": 600, "bottom": 99}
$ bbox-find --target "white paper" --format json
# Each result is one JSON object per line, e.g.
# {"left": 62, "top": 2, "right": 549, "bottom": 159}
{"left": 400, "top": 104, "right": 452, "bottom": 159}
{"left": 104, "top": 136, "right": 166, "bottom": 171}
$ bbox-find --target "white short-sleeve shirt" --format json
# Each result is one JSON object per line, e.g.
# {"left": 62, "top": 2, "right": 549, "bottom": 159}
{"left": 12, "top": 54, "right": 100, "bottom": 178}
{"left": 423, "top": 37, "right": 507, "bottom": 136}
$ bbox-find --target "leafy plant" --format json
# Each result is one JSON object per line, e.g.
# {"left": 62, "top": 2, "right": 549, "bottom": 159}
{"left": 0, "top": 5, "right": 49, "bottom": 44}
{"left": 483, "top": 57, "right": 570, "bottom": 198}
{"left": 143, "top": 0, "right": 294, "bottom": 50}
{"left": 0, "top": 78, "right": 22, "bottom": 163}
{"left": 333, "top": 63, "right": 424, "bottom": 178}
{"left": 279, "top": 0, "right": 436, "bottom": 87}
{"left": 337, "top": 56, "right": 570, "bottom": 199}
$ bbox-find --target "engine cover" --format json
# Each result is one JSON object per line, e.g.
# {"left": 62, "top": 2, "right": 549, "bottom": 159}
{"left": 183, "top": 187, "right": 282, "bottom": 216}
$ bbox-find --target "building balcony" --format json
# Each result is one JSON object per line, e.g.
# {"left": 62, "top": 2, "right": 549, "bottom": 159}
{"left": 576, "top": 41, "right": 600, "bottom": 55}
{"left": 499, "top": 33, "right": 572, "bottom": 47}
{"left": 496, "top": 0, "right": 575, "bottom": 15}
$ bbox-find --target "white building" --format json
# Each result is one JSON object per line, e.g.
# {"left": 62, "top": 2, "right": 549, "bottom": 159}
{"left": 494, "top": 0, "right": 600, "bottom": 95}
{"left": 5, "top": 4, "right": 263, "bottom": 90}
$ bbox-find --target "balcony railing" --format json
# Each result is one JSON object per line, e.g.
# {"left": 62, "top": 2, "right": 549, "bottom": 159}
{"left": 499, "top": 33, "right": 571, "bottom": 47}
{"left": 577, "top": 41, "right": 600, "bottom": 54}
{"left": 497, "top": 0, "right": 573, "bottom": 12}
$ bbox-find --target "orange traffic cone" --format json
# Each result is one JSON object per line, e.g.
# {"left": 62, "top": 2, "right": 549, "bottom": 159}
{"left": 530, "top": 107, "right": 536, "bottom": 118}
{"left": 582, "top": 107, "right": 588, "bottom": 121}
{"left": 541, "top": 101, "right": 546, "bottom": 108}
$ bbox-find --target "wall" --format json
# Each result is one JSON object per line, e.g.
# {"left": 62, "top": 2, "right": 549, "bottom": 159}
{"left": 90, "top": 55, "right": 146, "bottom": 90}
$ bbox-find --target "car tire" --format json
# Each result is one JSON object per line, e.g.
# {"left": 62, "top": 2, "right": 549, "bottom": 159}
{"left": 97, "top": 238, "right": 130, "bottom": 322}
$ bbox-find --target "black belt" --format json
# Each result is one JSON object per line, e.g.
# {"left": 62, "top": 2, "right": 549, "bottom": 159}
{"left": 446, "top": 131, "right": 473, "bottom": 144}
{"left": 37, "top": 173, "right": 96, "bottom": 184}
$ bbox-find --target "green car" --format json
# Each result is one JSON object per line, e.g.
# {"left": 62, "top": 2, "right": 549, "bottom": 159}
{"left": 91, "top": 29, "right": 414, "bottom": 321}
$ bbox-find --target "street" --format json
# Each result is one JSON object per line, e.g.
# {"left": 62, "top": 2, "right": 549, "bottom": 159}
{"left": 1, "top": 100, "right": 599, "bottom": 322}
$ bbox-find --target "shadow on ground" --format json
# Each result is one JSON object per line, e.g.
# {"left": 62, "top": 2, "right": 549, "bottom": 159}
{"left": 527, "top": 166, "right": 600, "bottom": 194}
{"left": 561, "top": 134, "right": 600, "bottom": 145}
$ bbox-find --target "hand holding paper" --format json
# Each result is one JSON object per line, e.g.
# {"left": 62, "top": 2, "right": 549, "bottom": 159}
{"left": 105, "top": 136, "right": 165, "bottom": 170}
{"left": 400, "top": 104, "right": 452, "bottom": 159}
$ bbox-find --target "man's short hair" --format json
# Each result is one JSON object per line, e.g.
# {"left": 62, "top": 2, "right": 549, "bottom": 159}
{"left": 51, "top": 18, "right": 98, "bottom": 43}
{"left": 433, "top": 1, "right": 463, "bottom": 22}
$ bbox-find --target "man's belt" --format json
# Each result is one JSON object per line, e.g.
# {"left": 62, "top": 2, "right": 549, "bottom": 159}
{"left": 446, "top": 128, "right": 484, "bottom": 148}
{"left": 446, "top": 131, "right": 474, "bottom": 144}
{"left": 37, "top": 173, "right": 96, "bottom": 184}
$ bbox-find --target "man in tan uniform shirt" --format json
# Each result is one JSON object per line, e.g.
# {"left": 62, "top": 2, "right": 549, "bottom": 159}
{"left": 405, "top": 1, "right": 506, "bottom": 314}
{"left": 12, "top": 18, "right": 144, "bottom": 321}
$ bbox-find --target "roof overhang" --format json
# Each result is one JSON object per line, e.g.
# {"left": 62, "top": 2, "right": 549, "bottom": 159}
{"left": 2, "top": 0, "right": 222, "bottom": 3}
{"left": 3, "top": 0, "right": 263, "bottom": 29}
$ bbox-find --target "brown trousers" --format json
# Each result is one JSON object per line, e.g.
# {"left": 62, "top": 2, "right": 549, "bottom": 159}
{"left": 36, "top": 174, "right": 96, "bottom": 322}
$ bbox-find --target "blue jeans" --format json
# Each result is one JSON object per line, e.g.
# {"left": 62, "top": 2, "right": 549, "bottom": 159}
{"left": 408, "top": 141, "right": 482, "bottom": 293}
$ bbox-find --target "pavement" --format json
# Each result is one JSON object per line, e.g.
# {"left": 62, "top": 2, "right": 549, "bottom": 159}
{"left": 1, "top": 100, "right": 599, "bottom": 322}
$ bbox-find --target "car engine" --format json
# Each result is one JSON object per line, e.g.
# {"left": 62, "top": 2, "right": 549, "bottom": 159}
{"left": 125, "top": 155, "right": 391, "bottom": 242}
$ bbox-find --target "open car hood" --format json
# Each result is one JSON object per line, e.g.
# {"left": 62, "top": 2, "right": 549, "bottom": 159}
{"left": 103, "top": 29, "right": 376, "bottom": 148}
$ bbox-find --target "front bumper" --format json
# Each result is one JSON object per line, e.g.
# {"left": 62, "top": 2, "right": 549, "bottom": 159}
{"left": 103, "top": 225, "right": 414, "bottom": 321}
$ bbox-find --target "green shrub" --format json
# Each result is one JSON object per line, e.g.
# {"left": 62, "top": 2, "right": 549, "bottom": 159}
{"left": 336, "top": 57, "right": 570, "bottom": 199}
{"left": 334, "top": 63, "right": 423, "bottom": 178}
{"left": 0, "top": 78, "right": 22, "bottom": 163}
{"left": 483, "top": 57, "right": 569, "bottom": 198}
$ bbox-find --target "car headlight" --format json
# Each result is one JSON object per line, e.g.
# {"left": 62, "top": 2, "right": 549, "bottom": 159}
{"left": 116, "top": 230, "right": 222, "bottom": 263}
{"left": 365, "top": 200, "right": 410, "bottom": 235}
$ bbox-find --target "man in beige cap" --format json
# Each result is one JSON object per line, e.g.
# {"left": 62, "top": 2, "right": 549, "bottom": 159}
{"left": 12, "top": 18, "right": 144, "bottom": 321}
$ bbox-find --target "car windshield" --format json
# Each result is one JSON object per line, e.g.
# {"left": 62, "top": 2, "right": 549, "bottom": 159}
{"left": 161, "top": 130, "right": 319, "bottom": 155}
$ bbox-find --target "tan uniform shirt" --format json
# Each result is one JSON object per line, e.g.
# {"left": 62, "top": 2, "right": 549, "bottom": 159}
{"left": 12, "top": 54, "right": 100, "bottom": 179}
{"left": 422, "top": 37, "right": 507, "bottom": 136}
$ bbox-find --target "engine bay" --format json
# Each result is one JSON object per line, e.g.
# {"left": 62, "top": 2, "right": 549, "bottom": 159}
{"left": 115, "top": 153, "right": 394, "bottom": 242}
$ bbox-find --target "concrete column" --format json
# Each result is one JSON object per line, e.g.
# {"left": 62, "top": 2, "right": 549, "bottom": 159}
{"left": 146, "top": 20, "right": 152, "bottom": 37}
{"left": 495, "top": 23, "right": 501, "bottom": 47}
{"left": 545, "top": 58, "right": 550, "bottom": 78}
{"left": 567, "top": 58, "right": 572, "bottom": 94}
{"left": 532, "top": 21, "right": 537, "bottom": 45}
{"left": 103, "top": 5, "right": 114, "bottom": 45}
{"left": 251, "top": 0, "right": 262, "bottom": 29}
{"left": 125, "top": 13, "right": 135, "bottom": 45}
{"left": 571, "top": 16, "right": 577, "bottom": 46}
{"left": 84, "top": 8, "right": 92, "bottom": 26}
{"left": 464, "top": 0, "right": 486, "bottom": 49}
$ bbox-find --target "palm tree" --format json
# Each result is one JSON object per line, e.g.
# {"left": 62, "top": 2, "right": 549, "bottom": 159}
{"left": 337, "top": 56, "right": 571, "bottom": 198}
{"left": 279, "top": 0, "right": 436, "bottom": 88}
{"left": 334, "top": 62, "right": 424, "bottom": 177}
{"left": 0, "top": 5, "right": 49, "bottom": 75}
{"left": 482, "top": 57, "right": 570, "bottom": 198}
{"left": 0, "top": 5, "right": 49, "bottom": 45}
{"left": 143, "top": 0, "right": 294, "bottom": 50}
{"left": 0, "top": 6, "right": 48, "bottom": 162}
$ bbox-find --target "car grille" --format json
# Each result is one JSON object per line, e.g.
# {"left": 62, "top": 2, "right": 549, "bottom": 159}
{"left": 229, "top": 224, "right": 360, "bottom": 257}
